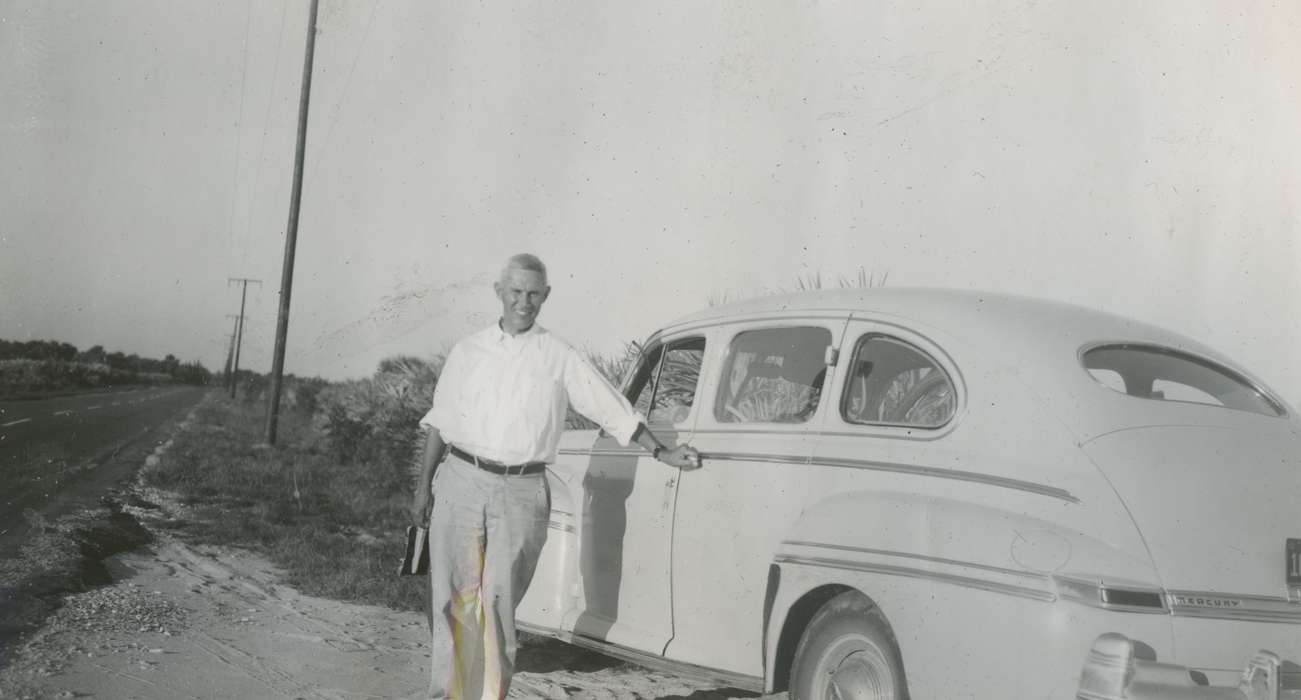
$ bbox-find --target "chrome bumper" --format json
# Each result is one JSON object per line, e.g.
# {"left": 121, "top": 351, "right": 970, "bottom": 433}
{"left": 1077, "top": 634, "right": 1298, "bottom": 700}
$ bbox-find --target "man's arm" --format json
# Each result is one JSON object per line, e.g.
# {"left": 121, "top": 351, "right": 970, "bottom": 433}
{"left": 410, "top": 427, "right": 447, "bottom": 526}
{"left": 410, "top": 343, "right": 465, "bottom": 525}
{"left": 561, "top": 347, "right": 702, "bottom": 470}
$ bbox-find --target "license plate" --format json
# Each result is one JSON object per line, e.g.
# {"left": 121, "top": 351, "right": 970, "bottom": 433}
{"left": 1288, "top": 538, "right": 1301, "bottom": 587}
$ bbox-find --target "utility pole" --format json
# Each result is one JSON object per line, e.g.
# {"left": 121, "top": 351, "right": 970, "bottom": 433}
{"left": 223, "top": 326, "right": 237, "bottom": 391}
{"left": 228, "top": 278, "right": 261, "bottom": 398}
{"left": 225, "top": 314, "right": 242, "bottom": 393}
{"left": 265, "top": 0, "right": 320, "bottom": 445}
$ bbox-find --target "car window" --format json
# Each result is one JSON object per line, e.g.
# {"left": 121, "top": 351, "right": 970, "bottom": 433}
{"left": 1082, "top": 344, "right": 1284, "bottom": 417}
{"left": 841, "top": 335, "right": 956, "bottom": 428}
{"left": 628, "top": 338, "right": 705, "bottom": 426}
{"left": 716, "top": 327, "right": 831, "bottom": 424}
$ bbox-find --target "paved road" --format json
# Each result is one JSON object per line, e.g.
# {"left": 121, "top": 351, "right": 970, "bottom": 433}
{"left": 0, "top": 386, "right": 207, "bottom": 548}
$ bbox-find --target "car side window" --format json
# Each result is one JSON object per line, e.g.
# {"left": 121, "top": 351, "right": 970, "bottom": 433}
{"left": 628, "top": 338, "right": 706, "bottom": 426}
{"left": 841, "top": 335, "right": 956, "bottom": 428}
{"left": 716, "top": 327, "right": 831, "bottom": 424}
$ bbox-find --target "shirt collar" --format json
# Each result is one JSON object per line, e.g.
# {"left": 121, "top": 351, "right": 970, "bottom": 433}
{"left": 492, "top": 319, "right": 543, "bottom": 345}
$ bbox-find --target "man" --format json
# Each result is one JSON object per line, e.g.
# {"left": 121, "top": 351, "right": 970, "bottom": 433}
{"left": 410, "top": 253, "right": 701, "bottom": 700}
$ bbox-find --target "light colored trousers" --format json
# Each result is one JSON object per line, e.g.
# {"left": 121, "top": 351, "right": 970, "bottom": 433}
{"left": 426, "top": 453, "right": 550, "bottom": 700}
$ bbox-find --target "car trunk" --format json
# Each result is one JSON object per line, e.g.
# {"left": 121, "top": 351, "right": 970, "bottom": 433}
{"left": 1082, "top": 423, "right": 1300, "bottom": 597}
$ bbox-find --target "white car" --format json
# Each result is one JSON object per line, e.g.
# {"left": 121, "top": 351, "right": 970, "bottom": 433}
{"left": 516, "top": 288, "right": 1300, "bottom": 699}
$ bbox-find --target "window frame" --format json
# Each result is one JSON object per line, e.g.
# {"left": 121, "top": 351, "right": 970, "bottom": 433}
{"left": 838, "top": 332, "right": 958, "bottom": 430}
{"left": 625, "top": 335, "right": 708, "bottom": 427}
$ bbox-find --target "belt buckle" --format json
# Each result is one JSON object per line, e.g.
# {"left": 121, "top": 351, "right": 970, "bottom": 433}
{"left": 505, "top": 462, "right": 524, "bottom": 477}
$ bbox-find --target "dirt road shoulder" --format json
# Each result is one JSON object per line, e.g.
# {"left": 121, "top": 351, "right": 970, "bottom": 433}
{"left": 0, "top": 537, "right": 768, "bottom": 699}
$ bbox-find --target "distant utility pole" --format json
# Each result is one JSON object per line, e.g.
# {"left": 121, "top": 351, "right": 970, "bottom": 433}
{"left": 225, "top": 314, "right": 242, "bottom": 394}
{"left": 228, "top": 277, "right": 262, "bottom": 398}
{"left": 223, "top": 328, "right": 237, "bottom": 391}
{"left": 265, "top": 0, "right": 320, "bottom": 445}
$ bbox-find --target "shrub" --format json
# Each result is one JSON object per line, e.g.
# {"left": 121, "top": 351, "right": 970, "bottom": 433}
{"left": 0, "top": 359, "right": 122, "bottom": 394}
{"left": 314, "top": 356, "right": 441, "bottom": 490}
{"left": 286, "top": 376, "right": 330, "bottom": 414}
{"left": 566, "top": 341, "right": 643, "bottom": 429}
{"left": 235, "top": 372, "right": 270, "bottom": 404}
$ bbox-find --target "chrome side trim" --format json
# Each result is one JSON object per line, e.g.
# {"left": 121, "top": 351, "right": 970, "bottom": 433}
{"left": 806, "top": 454, "right": 1079, "bottom": 503}
{"left": 815, "top": 428, "right": 952, "bottom": 443}
{"left": 774, "top": 553, "right": 1057, "bottom": 603}
{"left": 1053, "top": 574, "right": 1169, "bottom": 615}
{"left": 515, "top": 622, "right": 765, "bottom": 692}
{"left": 588, "top": 448, "right": 640, "bottom": 457}
{"left": 558, "top": 447, "right": 637, "bottom": 458}
{"left": 560, "top": 448, "right": 1078, "bottom": 503}
{"left": 704, "top": 451, "right": 812, "bottom": 466}
{"left": 700, "top": 451, "right": 1078, "bottom": 503}
{"left": 781, "top": 540, "right": 1050, "bottom": 581}
{"left": 1166, "top": 589, "right": 1301, "bottom": 624}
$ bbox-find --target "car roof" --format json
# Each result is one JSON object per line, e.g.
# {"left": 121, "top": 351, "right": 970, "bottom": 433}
{"left": 664, "top": 287, "right": 1185, "bottom": 351}
{"left": 658, "top": 287, "right": 1293, "bottom": 436}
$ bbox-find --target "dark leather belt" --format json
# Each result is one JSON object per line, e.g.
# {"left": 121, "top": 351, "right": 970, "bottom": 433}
{"left": 449, "top": 445, "right": 546, "bottom": 476}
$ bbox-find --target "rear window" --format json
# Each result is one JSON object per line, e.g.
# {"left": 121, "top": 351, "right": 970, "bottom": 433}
{"left": 1082, "top": 344, "right": 1284, "bottom": 417}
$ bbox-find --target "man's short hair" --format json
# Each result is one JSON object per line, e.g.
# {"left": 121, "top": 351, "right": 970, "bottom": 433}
{"left": 501, "top": 253, "right": 547, "bottom": 283}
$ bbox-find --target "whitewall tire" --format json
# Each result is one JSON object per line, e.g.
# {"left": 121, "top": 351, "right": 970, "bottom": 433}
{"left": 790, "top": 591, "right": 908, "bottom": 700}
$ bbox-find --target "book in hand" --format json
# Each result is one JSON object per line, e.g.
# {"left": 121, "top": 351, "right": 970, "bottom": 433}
{"left": 400, "top": 525, "right": 429, "bottom": 576}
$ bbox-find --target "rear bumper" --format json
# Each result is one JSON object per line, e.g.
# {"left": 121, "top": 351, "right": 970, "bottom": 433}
{"left": 1077, "top": 634, "right": 1300, "bottom": 700}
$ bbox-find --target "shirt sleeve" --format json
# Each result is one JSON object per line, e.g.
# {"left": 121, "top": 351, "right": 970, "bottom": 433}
{"left": 562, "top": 346, "right": 643, "bottom": 446}
{"left": 420, "top": 343, "right": 464, "bottom": 432}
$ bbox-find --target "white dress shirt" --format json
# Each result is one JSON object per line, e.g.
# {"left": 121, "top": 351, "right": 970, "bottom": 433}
{"left": 419, "top": 323, "right": 643, "bottom": 464}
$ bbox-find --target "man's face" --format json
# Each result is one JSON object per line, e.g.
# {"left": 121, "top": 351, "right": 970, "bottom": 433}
{"left": 494, "top": 267, "right": 550, "bottom": 334}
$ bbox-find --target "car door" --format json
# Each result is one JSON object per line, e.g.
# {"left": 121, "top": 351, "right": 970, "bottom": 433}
{"left": 664, "top": 319, "right": 844, "bottom": 678}
{"left": 567, "top": 333, "right": 707, "bottom": 656}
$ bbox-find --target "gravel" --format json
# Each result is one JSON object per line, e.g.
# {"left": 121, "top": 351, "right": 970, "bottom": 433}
{"left": 51, "top": 582, "right": 187, "bottom": 636}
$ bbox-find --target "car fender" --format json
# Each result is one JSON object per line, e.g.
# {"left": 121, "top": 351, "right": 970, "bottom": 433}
{"left": 763, "top": 487, "right": 1165, "bottom": 697}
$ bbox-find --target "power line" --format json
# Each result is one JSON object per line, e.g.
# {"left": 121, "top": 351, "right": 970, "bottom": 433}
{"left": 242, "top": 0, "right": 292, "bottom": 271}
{"left": 307, "top": 0, "right": 381, "bottom": 188}
{"left": 226, "top": 0, "right": 253, "bottom": 270}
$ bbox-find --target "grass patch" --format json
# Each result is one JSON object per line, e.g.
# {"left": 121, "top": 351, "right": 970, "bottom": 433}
{"left": 142, "top": 398, "right": 426, "bottom": 613}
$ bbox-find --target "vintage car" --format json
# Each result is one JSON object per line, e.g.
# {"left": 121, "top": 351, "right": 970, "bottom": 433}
{"left": 515, "top": 288, "right": 1300, "bottom": 699}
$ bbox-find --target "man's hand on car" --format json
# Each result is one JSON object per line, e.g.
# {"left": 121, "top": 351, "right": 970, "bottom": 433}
{"left": 658, "top": 445, "right": 702, "bottom": 471}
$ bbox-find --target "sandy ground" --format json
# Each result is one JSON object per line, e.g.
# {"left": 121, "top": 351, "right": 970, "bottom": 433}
{"left": 0, "top": 537, "right": 776, "bottom": 700}
{"left": 1, "top": 403, "right": 778, "bottom": 700}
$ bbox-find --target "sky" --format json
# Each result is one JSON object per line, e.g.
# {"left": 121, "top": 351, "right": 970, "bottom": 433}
{"left": 2, "top": 1, "right": 1299, "bottom": 404}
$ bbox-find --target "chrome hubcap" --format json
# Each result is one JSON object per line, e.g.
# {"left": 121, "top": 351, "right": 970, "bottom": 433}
{"left": 820, "top": 637, "right": 895, "bottom": 700}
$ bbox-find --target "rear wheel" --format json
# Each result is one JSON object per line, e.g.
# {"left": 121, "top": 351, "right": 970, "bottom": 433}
{"left": 790, "top": 592, "right": 908, "bottom": 700}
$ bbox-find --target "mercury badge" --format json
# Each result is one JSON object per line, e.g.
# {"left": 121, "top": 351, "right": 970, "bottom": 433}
{"left": 1170, "top": 594, "right": 1242, "bottom": 609}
